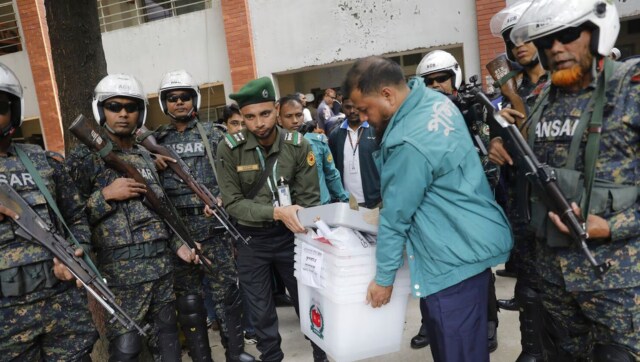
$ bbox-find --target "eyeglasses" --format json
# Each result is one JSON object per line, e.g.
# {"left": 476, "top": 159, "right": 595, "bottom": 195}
{"left": 0, "top": 100, "right": 11, "bottom": 115}
{"left": 423, "top": 73, "right": 452, "bottom": 86}
{"left": 104, "top": 101, "right": 139, "bottom": 113}
{"left": 533, "top": 27, "right": 584, "bottom": 50}
{"left": 166, "top": 93, "right": 193, "bottom": 103}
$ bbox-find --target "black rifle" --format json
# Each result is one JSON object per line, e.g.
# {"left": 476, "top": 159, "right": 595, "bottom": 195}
{"left": 68, "top": 115, "right": 216, "bottom": 276}
{"left": 472, "top": 89, "right": 611, "bottom": 276}
{"left": 0, "top": 183, "right": 151, "bottom": 335}
{"left": 135, "top": 126, "right": 249, "bottom": 245}
{"left": 453, "top": 75, "right": 489, "bottom": 157}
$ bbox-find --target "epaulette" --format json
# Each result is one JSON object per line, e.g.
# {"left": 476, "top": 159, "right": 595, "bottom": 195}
{"left": 224, "top": 131, "right": 247, "bottom": 149}
{"left": 282, "top": 131, "right": 303, "bottom": 146}
{"left": 153, "top": 124, "right": 169, "bottom": 140}
{"left": 45, "top": 150, "right": 65, "bottom": 163}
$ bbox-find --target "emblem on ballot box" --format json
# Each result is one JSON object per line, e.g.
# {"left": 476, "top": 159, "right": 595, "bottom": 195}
{"left": 309, "top": 302, "right": 324, "bottom": 339}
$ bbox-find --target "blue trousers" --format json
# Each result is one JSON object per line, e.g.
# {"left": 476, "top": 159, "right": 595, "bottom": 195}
{"left": 424, "top": 269, "right": 491, "bottom": 362}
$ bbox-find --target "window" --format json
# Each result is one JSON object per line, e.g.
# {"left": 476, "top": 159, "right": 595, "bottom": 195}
{"left": 0, "top": 0, "right": 22, "bottom": 55}
{"left": 97, "top": 0, "right": 210, "bottom": 33}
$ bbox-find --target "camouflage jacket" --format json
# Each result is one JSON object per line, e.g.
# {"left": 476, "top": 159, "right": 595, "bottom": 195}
{"left": 155, "top": 118, "right": 225, "bottom": 242}
{"left": 66, "top": 142, "right": 180, "bottom": 286}
{"left": 528, "top": 59, "right": 640, "bottom": 291}
{"left": 0, "top": 143, "right": 91, "bottom": 305}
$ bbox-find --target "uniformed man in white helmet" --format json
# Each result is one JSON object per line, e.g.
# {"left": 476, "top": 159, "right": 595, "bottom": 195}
{"left": 491, "top": 0, "right": 640, "bottom": 360}
{"left": 152, "top": 69, "right": 255, "bottom": 362}
{"left": 66, "top": 74, "right": 198, "bottom": 361}
{"left": 488, "top": 2, "right": 549, "bottom": 360}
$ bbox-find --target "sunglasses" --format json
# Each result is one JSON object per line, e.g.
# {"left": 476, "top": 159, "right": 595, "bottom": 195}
{"left": 166, "top": 93, "right": 193, "bottom": 103}
{"left": 104, "top": 101, "right": 139, "bottom": 113}
{"left": 0, "top": 100, "right": 11, "bottom": 115}
{"left": 423, "top": 73, "right": 452, "bottom": 86}
{"left": 533, "top": 27, "right": 584, "bottom": 50}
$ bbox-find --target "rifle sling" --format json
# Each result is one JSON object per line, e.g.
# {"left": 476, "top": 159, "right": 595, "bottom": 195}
{"left": 195, "top": 121, "right": 219, "bottom": 184}
{"left": 14, "top": 144, "right": 103, "bottom": 279}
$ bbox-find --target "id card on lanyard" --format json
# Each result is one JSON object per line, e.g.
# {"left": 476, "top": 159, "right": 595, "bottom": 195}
{"left": 348, "top": 128, "right": 364, "bottom": 174}
{"left": 256, "top": 147, "right": 290, "bottom": 207}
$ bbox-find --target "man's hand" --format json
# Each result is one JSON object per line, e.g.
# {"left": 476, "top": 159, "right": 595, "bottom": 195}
{"left": 0, "top": 204, "right": 18, "bottom": 222}
{"left": 488, "top": 138, "right": 513, "bottom": 166}
{"left": 548, "top": 202, "right": 611, "bottom": 240}
{"left": 498, "top": 108, "right": 525, "bottom": 127}
{"left": 176, "top": 244, "right": 200, "bottom": 264}
{"left": 152, "top": 154, "right": 176, "bottom": 171}
{"left": 53, "top": 248, "right": 85, "bottom": 287}
{"left": 274, "top": 205, "right": 305, "bottom": 233}
{"left": 203, "top": 198, "right": 223, "bottom": 217}
{"left": 102, "top": 178, "right": 147, "bottom": 201}
{"left": 366, "top": 280, "right": 393, "bottom": 308}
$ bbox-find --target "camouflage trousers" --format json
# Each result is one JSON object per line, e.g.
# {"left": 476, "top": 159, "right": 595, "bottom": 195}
{"left": 106, "top": 272, "right": 176, "bottom": 351}
{"left": 539, "top": 277, "right": 640, "bottom": 358}
{"left": 173, "top": 232, "right": 238, "bottom": 333}
{"left": 0, "top": 285, "right": 98, "bottom": 361}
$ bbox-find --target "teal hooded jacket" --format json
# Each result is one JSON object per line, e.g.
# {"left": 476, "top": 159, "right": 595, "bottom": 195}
{"left": 374, "top": 78, "right": 513, "bottom": 297}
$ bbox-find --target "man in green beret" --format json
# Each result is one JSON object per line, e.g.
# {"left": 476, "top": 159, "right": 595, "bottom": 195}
{"left": 216, "top": 77, "right": 327, "bottom": 362}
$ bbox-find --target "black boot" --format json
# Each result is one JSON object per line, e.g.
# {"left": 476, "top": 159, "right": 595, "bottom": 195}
{"left": 515, "top": 286, "right": 545, "bottom": 362}
{"left": 176, "top": 294, "right": 213, "bottom": 362}
{"left": 311, "top": 341, "right": 329, "bottom": 362}
{"left": 410, "top": 323, "right": 430, "bottom": 349}
{"left": 222, "top": 285, "right": 255, "bottom": 362}
{"left": 498, "top": 297, "right": 519, "bottom": 311}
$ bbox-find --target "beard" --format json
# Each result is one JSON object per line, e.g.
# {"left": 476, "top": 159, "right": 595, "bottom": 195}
{"left": 374, "top": 117, "right": 391, "bottom": 144}
{"left": 551, "top": 52, "right": 592, "bottom": 89}
{"left": 551, "top": 64, "right": 584, "bottom": 88}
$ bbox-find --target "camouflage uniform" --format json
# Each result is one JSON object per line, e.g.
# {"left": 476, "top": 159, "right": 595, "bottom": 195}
{"left": 0, "top": 143, "right": 97, "bottom": 361}
{"left": 526, "top": 60, "right": 640, "bottom": 358}
{"left": 216, "top": 126, "right": 321, "bottom": 362}
{"left": 155, "top": 119, "right": 242, "bottom": 361}
{"left": 66, "top": 142, "right": 182, "bottom": 359}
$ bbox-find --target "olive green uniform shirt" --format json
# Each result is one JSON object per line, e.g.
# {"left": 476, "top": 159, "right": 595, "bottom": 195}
{"left": 215, "top": 127, "right": 320, "bottom": 228}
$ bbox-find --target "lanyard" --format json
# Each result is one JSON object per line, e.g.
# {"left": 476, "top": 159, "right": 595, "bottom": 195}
{"left": 255, "top": 147, "right": 278, "bottom": 202}
{"left": 347, "top": 127, "right": 364, "bottom": 156}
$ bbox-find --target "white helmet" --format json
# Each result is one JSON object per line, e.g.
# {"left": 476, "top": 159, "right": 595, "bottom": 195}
{"left": 510, "top": 0, "right": 620, "bottom": 66}
{"left": 490, "top": 1, "right": 534, "bottom": 62}
{"left": 92, "top": 74, "right": 147, "bottom": 129}
{"left": 416, "top": 50, "right": 462, "bottom": 90}
{"left": 158, "top": 69, "right": 201, "bottom": 119}
{"left": 0, "top": 62, "right": 24, "bottom": 135}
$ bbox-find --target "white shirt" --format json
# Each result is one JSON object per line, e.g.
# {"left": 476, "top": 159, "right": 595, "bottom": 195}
{"left": 303, "top": 108, "right": 313, "bottom": 122}
{"left": 342, "top": 125, "right": 365, "bottom": 203}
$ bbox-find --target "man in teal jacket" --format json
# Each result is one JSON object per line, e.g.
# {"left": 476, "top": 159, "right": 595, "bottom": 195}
{"left": 344, "top": 56, "right": 512, "bottom": 362}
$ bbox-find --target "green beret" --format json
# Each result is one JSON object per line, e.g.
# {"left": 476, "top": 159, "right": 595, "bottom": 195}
{"left": 229, "top": 77, "right": 276, "bottom": 109}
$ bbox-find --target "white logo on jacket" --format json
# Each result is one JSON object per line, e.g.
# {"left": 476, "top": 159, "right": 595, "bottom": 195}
{"left": 427, "top": 101, "right": 456, "bottom": 136}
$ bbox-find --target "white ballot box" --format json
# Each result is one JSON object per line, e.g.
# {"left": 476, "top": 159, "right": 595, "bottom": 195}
{"left": 294, "top": 204, "right": 410, "bottom": 362}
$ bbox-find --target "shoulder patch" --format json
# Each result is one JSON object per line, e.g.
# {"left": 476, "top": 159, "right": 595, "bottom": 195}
{"left": 283, "top": 131, "right": 302, "bottom": 146}
{"left": 307, "top": 151, "right": 316, "bottom": 167}
{"left": 224, "top": 132, "right": 246, "bottom": 149}
{"left": 631, "top": 71, "right": 640, "bottom": 83}
{"left": 326, "top": 153, "right": 333, "bottom": 163}
{"left": 45, "top": 150, "right": 65, "bottom": 163}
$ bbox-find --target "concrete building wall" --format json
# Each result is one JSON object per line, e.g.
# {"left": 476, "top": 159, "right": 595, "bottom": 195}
{"left": 101, "top": 1, "right": 234, "bottom": 102}
{"left": 247, "top": 0, "right": 481, "bottom": 85}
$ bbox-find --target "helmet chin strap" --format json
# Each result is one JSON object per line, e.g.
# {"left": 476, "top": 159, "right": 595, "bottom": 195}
{"left": 0, "top": 124, "right": 16, "bottom": 138}
{"left": 168, "top": 107, "right": 195, "bottom": 122}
